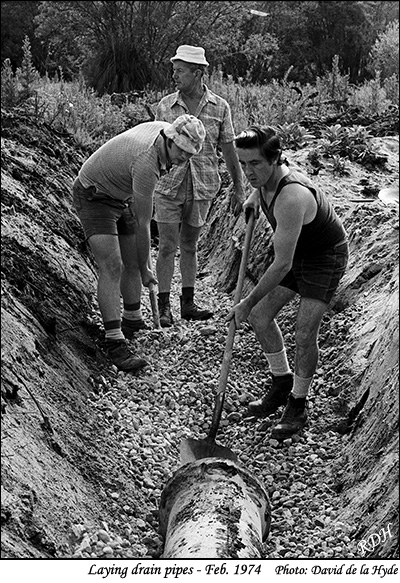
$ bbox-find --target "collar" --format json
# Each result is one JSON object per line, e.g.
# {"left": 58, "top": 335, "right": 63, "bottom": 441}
{"left": 171, "top": 84, "right": 218, "bottom": 108}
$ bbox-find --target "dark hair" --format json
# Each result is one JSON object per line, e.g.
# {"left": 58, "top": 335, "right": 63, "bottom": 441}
{"left": 235, "top": 126, "right": 285, "bottom": 164}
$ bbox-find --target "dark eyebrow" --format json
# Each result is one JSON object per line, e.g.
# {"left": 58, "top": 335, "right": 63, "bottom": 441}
{"left": 239, "top": 157, "right": 262, "bottom": 163}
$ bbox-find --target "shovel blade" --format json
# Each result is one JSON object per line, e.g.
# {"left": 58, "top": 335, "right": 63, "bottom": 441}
{"left": 180, "top": 437, "right": 238, "bottom": 465}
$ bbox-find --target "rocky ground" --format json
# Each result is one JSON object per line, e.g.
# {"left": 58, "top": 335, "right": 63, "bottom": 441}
{"left": 1, "top": 108, "right": 399, "bottom": 560}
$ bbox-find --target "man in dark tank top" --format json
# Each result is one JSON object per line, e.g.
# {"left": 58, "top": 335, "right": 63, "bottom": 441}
{"left": 228, "top": 126, "right": 348, "bottom": 440}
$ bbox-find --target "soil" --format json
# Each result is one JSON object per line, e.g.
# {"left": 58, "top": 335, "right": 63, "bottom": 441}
{"left": 1, "top": 108, "right": 399, "bottom": 560}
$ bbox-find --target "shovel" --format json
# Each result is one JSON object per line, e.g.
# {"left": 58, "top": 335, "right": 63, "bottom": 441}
{"left": 180, "top": 210, "right": 256, "bottom": 464}
{"left": 148, "top": 282, "right": 162, "bottom": 331}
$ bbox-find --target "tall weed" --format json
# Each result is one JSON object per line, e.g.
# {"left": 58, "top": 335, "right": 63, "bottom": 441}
{"left": 1, "top": 39, "right": 398, "bottom": 149}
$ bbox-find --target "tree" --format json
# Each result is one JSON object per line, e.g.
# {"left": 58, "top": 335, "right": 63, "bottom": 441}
{"left": 33, "top": 1, "right": 251, "bottom": 93}
{"left": 368, "top": 20, "right": 399, "bottom": 79}
{"left": 1, "top": 1, "right": 44, "bottom": 71}
{"left": 256, "top": 0, "right": 399, "bottom": 82}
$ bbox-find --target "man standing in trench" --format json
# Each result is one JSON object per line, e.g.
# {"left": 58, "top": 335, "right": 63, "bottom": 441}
{"left": 72, "top": 115, "right": 205, "bottom": 372}
{"left": 154, "top": 45, "right": 245, "bottom": 327}
{"left": 228, "top": 126, "right": 348, "bottom": 439}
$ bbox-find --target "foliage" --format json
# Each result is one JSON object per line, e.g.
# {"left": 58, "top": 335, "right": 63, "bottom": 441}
{"left": 1, "top": 34, "right": 397, "bottom": 157}
{"left": 2, "top": 1, "right": 399, "bottom": 92}
{"left": 276, "top": 123, "right": 315, "bottom": 150}
{"left": 0, "top": 39, "right": 149, "bottom": 149}
{"left": 317, "top": 124, "right": 388, "bottom": 169}
{"left": 1, "top": 59, "right": 20, "bottom": 107}
{"left": 319, "top": 124, "right": 373, "bottom": 156}
{"left": 351, "top": 71, "right": 394, "bottom": 116}
{"left": 32, "top": 1, "right": 250, "bottom": 93}
{"left": 16, "top": 36, "right": 41, "bottom": 100}
{"left": 1, "top": 36, "right": 40, "bottom": 107}
{"left": 367, "top": 20, "right": 399, "bottom": 79}
{"left": 0, "top": 1, "right": 41, "bottom": 68}
{"left": 326, "top": 155, "right": 351, "bottom": 176}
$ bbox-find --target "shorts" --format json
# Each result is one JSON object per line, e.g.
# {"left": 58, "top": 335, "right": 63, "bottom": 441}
{"left": 72, "top": 178, "right": 136, "bottom": 239}
{"left": 154, "top": 169, "right": 212, "bottom": 228}
{"left": 279, "top": 241, "right": 349, "bottom": 304}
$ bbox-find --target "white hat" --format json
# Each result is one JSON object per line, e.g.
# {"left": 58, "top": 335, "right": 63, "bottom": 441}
{"left": 170, "top": 45, "right": 209, "bottom": 66}
{"left": 164, "top": 114, "right": 206, "bottom": 155}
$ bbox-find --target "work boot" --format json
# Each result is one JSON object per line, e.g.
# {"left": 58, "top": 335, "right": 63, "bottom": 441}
{"left": 158, "top": 295, "right": 173, "bottom": 328}
{"left": 271, "top": 394, "right": 308, "bottom": 440}
{"left": 121, "top": 317, "right": 148, "bottom": 339}
{"left": 180, "top": 296, "right": 213, "bottom": 321}
{"left": 106, "top": 340, "right": 149, "bottom": 372}
{"left": 247, "top": 373, "right": 293, "bottom": 418}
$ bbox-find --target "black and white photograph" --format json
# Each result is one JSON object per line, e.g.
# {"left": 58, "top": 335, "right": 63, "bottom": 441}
{"left": 1, "top": 1, "right": 399, "bottom": 580}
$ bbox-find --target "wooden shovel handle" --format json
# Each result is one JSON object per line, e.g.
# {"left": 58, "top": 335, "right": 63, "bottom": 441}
{"left": 149, "top": 283, "right": 161, "bottom": 329}
{"left": 209, "top": 210, "right": 256, "bottom": 439}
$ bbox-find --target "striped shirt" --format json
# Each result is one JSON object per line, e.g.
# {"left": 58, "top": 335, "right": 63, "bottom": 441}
{"left": 78, "top": 121, "right": 170, "bottom": 201}
{"left": 155, "top": 85, "right": 235, "bottom": 200}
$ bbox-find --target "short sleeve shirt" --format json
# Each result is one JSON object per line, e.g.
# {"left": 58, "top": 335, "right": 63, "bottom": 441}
{"left": 78, "top": 121, "right": 170, "bottom": 201}
{"left": 155, "top": 85, "right": 235, "bottom": 200}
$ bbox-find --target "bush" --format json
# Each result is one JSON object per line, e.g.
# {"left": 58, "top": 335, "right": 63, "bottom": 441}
{"left": 1, "top": 38, "right": 398, "bottom": 149}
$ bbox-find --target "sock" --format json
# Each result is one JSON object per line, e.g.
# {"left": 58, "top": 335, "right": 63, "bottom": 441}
{"left": 158, "top": 292, "right": 170, "bottom": 302}
{"left": 104, "top": 320, "right": 125, "bottom": 342}
{"left": 291, "top": 374, "right": 313, "bottom": 399}
{"left": 182, "top": 287, "right": 194, "bottom": 300}
{"left": 122, "top": 307, "right": 143, "bottom": 322}
{"left": 266, "top": 348, "right": 292, "bottom": 376}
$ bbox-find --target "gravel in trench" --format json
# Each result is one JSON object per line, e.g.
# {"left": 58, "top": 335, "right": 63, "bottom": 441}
{"left": 69, "top": 253, "right": 359, "bottom": 560}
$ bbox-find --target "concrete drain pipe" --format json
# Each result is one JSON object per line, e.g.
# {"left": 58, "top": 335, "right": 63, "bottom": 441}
{"left": 159, "top": 458, "right": 271, "bottom": 558}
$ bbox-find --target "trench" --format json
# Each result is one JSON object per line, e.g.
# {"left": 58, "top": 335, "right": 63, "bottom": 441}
{"left": 1, "top": 112, "right": 398, "bottom": 559}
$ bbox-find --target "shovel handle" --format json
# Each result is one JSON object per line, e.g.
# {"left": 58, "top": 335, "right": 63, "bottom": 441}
{"left": 208, "top": 210, "right": 256, "bottom": 440}
{"left": 149, "top": 283, "right": 161, "bottom": 329}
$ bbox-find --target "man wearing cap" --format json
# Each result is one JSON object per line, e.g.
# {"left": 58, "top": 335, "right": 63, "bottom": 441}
{"left": 72, "top": 115, "right": 205, "bottom": 371}
{"left": 154, "top": 45, "right": 245, "bottom": 327}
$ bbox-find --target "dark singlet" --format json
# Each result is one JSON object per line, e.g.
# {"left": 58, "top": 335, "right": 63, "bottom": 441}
{"left": 259, "top": 171, "right": 347, "bottom": 258}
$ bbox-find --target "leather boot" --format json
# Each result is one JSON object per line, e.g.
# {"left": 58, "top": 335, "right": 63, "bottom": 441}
{"left": 158, "top": 295, "right": 174, "bottom": 328}
{"left": 180, "top": 295, "right": 213, "bottom": 321}
{"left": 271, "top": 395, "right": 308, "bottom": 440}
{"left": 105, "top": 340, "right": 149, "bottom": 372}
{"left": 247, "top": 373, "right": 293, "bottom": 417}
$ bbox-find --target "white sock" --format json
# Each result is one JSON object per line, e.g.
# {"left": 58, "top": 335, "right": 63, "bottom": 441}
{"left": 105, "top": 329, "right": 125, "bottom": 342}
{"left": 291, "top": 374, "right": 313, "bottom": 399}
{"left": 122, "top": 308, "right": 142, "bottom": 321}
{"left": 266, "top": 348, "right": 292, "bottom": 376}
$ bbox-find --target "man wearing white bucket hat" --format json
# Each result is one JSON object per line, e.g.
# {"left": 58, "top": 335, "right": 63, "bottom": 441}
{"left": 72, "top": 115, "right": 205, "bottom": 371}
{"left": 154, "top": 45, "right": 245, "bottom": 327}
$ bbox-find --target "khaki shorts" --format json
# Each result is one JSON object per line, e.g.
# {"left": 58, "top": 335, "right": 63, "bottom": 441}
{"left": 154, "top": 170, "right": 212, "bottom": 228}
{"left": 72, "top": 178, "right": 136, "bottom": 239}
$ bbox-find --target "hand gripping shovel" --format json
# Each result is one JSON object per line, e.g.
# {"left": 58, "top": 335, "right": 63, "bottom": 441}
{"left": 180, "top": 210, "right": 256, "bottom": 464}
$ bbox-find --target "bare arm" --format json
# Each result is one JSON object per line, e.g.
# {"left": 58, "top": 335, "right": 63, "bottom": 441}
{"left": 132, "top": 193, "right": 156, "bottom": 287}
{"left": 228, "top": 185, "right": 311, "bottom": 324}
{"left": 220, "top": 142, "right": 246, "bottom": 214}
{"left": 243, "top": 188, "right": 261, "bottom": 218}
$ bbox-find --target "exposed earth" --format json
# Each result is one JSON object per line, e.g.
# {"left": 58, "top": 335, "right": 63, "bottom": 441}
{"left": 1, "top": 107, "right": 399, "bottom": 560}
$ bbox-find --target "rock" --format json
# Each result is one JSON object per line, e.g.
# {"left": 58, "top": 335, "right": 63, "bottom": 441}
{"left": 97, "top": 529, "right": 111, "bottom": 543}
{"left": 199, "top": 326, "right": 217, "bottom": 336}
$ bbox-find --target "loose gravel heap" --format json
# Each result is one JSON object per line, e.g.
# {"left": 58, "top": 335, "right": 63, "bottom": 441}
{"left": 67, "top": 253, "right": 359, "bottom": 559}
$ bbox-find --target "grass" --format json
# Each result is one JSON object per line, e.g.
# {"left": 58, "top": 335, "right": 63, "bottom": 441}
{"left": 1, "top": 46, "right": 398, "bottom": 155}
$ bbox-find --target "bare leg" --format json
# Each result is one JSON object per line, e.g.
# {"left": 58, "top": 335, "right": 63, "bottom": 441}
{"left": 156, "top": 222, "right": 180, "bottom": 292}
{"left": 248, "top": 286, "right": 297, "bottom": 353}
{"left": 295, "top": 297, "right": 328, "bottom": 378}
{"left": 179, "top": 222, "right": 202, "bottom": 288}
{"left": 119, "top": 233, "right": 142, "bottom": 304}
{"left": 246, "top": 286, "right": 297, "bottom": 417}
{"left": 88, "top": 234, "right": 122, "bottom": 322}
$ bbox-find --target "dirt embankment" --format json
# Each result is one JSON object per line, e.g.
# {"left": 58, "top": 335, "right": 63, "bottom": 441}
{"left": 1, "top": 109, "right": 399, "bottom": 558}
